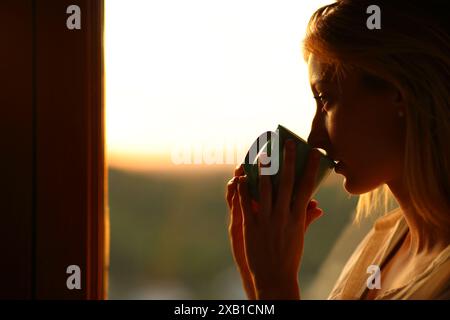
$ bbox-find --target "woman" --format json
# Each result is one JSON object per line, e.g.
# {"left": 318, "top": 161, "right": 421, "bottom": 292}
{"left": 226, "top": 0, "right": 450, "bottom": 299}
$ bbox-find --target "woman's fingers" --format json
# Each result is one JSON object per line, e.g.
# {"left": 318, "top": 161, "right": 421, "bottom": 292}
{"left": 234, "top": 164, "right": 244, "bottom": 177}
{"left": 230, "top": 191, "right": 257, "bottom": 300}
{"left": 275, "top": 140, "right": 297, "bottom": 216}
{"left": 226, "top": 176, "right": 239, "bottom": 208}
{"left": 237, "top": 176, "right": 257, "bottom": 225}
{"left": 226, "top": 164, "right": 245, "bottom": 208}
{"left": 230, "top": 191, "right": 243, "bottom": 229}
{"left": 305, "top": 199, "right": 321, "bottom": 228}
{"left": 292, "top": 149, "right": 321, "bottom": 223}
{"left": 307, "top": 199, "right": 318, "bottom": 210}
{"left": 305, "top": 206, "right": 323, "bottom": 229}
{"left": 258, "top": 154, "right": 272, "bottom": 218}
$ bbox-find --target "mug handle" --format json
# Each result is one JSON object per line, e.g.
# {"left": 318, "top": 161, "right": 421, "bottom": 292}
{"left": 242, "top": 130, "right": 277, "bottom": 200}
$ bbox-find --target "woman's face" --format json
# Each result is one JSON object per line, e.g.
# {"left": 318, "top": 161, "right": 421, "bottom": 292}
{"left": 307, "top": 54, "right": 406, "bottom": 194}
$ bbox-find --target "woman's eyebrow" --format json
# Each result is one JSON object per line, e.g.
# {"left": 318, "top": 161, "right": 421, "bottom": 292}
{"left": 310, "top": 79, "right": 333, "bottom": 92}
{"left": 311, "top": 79, "right": 332, "bottom": 87}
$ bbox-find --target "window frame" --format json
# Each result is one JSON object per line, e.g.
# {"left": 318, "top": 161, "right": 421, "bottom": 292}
{"left": 0, "top": 0, "right": 107, "bottom": 299}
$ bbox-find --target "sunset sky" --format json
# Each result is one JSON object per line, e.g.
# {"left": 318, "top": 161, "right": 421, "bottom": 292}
{"left": 105, "top": 0, "right": 333, "bottom": 171}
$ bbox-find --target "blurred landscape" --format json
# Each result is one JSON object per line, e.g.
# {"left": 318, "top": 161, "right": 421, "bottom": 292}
{"left": 107, "top": 167, "right": 360, "bottom": 299}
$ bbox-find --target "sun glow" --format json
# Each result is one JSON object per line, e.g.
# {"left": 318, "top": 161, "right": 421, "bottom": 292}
{"left": 105, "top": 0, "right": 333, "bottom": 171}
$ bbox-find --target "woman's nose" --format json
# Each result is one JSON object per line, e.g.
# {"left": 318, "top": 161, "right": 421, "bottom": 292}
{"left": 307, "top": 131, "right": 323, "bottom": 149}
{"left": 307, "top": 116, "right": 328, "bottom": 149}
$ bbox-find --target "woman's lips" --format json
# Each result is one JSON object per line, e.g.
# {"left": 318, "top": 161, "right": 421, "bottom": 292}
{"left": 324, "top": 149, "right": 343, "bottom": 172}
{"left": 335, "top": 161, "right": 344, "bottom": 173}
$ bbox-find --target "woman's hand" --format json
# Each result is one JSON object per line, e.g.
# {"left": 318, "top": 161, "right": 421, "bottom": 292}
{"left": 238, "top": 140, "right": 323, "bottom": 299}
{"left": 226, "top": 165, "right": 256, "bottom": 299}
{"left": 226, "top": 140, "right": 324, "bottom": 299}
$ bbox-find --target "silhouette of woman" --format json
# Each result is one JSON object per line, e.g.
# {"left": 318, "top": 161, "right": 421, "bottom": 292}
{"left": 226, "top": 0, "right": 450, "bottom": 299}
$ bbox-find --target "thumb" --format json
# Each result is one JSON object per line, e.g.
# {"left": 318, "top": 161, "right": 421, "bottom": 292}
{"left": 305, "top": 207, "right": 323, "bottom": 230}
{"left": 292, "top": 149, "right": 321, "bottom": 222}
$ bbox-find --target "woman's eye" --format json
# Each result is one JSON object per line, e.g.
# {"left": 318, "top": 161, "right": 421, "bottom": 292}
{"left": 314, "top": 94, "right": 331, "bottom": 107}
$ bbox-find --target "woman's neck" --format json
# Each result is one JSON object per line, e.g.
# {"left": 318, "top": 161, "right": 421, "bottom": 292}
{"left": 387, "top": 179, "right": 450, "bottom": 256}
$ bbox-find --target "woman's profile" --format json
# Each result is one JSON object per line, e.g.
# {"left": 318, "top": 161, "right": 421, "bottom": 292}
{"left": 226, "top": 0, "right": 450, "bottom": 299}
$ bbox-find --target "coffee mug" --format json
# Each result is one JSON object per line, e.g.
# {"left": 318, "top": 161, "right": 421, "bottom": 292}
{"left": 242, "top": 124, "right": 335, "bottom": 200}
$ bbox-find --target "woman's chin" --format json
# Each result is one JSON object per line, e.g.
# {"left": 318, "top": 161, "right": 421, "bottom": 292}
{"left": 335, "top": 165, "right": 356, "bottom": 192}
{"left": 343, "top": 176, "right": 361, "bottom": 195}
{"left": 341, "top": 175, "right": 371, "bottom": 195}
{"left": 336, "top": 163, "right": 373, "bottom": 195}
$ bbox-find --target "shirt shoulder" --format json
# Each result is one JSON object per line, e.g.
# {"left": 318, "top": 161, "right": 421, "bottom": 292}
{"left": 328, "top": 207, "right": 404, "bottom": 299}
{"left": 378, "top": 245, "right": 450, "bottom": 300}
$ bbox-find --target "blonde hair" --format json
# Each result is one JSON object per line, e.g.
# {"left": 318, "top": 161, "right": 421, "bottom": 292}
{"left": 303, "top": 0, "right": 450, "bottom": 229}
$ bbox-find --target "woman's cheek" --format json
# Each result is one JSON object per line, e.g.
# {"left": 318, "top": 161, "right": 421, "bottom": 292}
{"left": 326, "top": 109, "right": 346, "bottom": 148}
{"left": 328, "top": 106, "right": 364, "bottom": 162}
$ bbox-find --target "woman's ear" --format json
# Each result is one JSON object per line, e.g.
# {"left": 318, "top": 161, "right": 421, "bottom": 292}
{"left": 393, "top": 86, "right": 404, "bottom": 104}
{"left": 392, "top": 86, "right": 406, "bottom": 117}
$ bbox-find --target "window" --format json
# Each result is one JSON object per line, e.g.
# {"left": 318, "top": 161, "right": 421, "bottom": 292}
{"left": 105, "top": 0, "right": 359, "bottom": 299}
